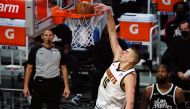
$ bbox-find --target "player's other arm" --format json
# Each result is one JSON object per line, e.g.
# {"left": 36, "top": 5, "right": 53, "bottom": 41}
{"left": 140, "top": 85, "right": 152, "bottom": 109}
{"left": 123, "top": 72, "right": 136, "bottom": 109}
{"left": 175, "top": 87, "right": 186, "bottom": 109}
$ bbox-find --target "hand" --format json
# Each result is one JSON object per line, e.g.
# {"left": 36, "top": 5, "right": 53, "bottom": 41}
{"left": 178, "top": 71, "right": 190, "bottom": 80}
{"left": 23, "top": 87, "right": 30, "bottom": 97}
{"left": 63, "top": 87, "right": 70, "bottom": 99}
{"left": 94, "top": 3, "right": 111, "bottom": 12}
{"left": 184, "top": 69, "right": 190, "bottom": 78}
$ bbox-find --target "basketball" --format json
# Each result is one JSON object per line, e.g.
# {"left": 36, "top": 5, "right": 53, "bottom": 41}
{"left": 75, "top": 1, "right": 95, "bottom": 14}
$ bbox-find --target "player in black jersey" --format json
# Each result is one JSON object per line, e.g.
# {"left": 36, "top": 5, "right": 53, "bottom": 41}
{"left": 140, "top": 64, "right": 185, "bottom": 109}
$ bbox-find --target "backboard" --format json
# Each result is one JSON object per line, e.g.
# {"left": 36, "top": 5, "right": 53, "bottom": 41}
{"left": 26, "top": 0, "right": 81, "bottom": 37}
{"left": 0, "top": 0, "right": 71, "bottom": 47}
{"left": 0, "top": 0, "right": 94, "bottom": 46}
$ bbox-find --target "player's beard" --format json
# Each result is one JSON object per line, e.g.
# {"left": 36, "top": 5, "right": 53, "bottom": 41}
{"left": 156, "top": 77, "right": 168, "bottom": 85}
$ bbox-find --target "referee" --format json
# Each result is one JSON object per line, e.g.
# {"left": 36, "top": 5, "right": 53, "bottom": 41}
{"left": 23, "top": 29, "right": 70, "bottom": 109}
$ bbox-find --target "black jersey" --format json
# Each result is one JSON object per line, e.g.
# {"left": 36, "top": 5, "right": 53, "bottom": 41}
{"left": 150, "top": 83, "right": 177, "bottom": 109}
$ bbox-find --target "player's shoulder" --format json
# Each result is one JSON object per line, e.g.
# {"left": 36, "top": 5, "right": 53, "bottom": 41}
{"left": 122, "top": 70, "right": 137, "bottom": 85}
{"left": 175, "top": 86, "right": 185, "bottom": 102}
{"left": 145, "top": 84, "right": 154, "bottom": 93}
{"left": 175, "top": 86, "right": 184, "bottom": 94}
{"left": 142, "top": 84, "right": 154, "bottom": 98}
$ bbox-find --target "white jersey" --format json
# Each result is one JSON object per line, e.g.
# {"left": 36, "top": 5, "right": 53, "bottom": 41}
{"left": 95, "top": 61, "right": 136, "bottom": 109}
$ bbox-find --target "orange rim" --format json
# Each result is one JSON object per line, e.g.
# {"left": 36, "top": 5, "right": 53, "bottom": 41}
{"left": 51, "top": 6, "right": 103, "bottom": 25}
{"left": 51, "top": 6, "right": 104, "bottom": 18}
{"left": 78, "top": 0, "right": 91, "bottom": 2}
{"left": 51, "top": 6, "right": 67, "bottom": 24}
{"left": 63, "top": 9, "right": 104, "bottom": 19}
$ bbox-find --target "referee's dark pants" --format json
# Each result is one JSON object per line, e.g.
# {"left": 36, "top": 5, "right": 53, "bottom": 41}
{"left": 30, "top": 76, "right": 62, "bottom": 109}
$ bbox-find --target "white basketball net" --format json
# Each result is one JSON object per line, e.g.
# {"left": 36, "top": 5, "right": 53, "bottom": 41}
{"left": 65, "top": 15, "right": 103, "bottom": 48}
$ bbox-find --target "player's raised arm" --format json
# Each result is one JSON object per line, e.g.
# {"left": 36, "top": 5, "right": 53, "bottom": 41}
{"left": 94, "top": 4, "right": 123, "bottom": 61}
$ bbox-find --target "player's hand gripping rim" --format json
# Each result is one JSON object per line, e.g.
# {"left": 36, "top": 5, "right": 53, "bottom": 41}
{"left": 93, "top": 3, "right": 111, "bottom": 13}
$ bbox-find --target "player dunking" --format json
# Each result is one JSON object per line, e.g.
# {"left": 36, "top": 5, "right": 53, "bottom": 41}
{"left": 140, "top": 64, "right": 185, "bottom": 109}
{"left": 94, "top": 4, "right": 141, "bottom": 109}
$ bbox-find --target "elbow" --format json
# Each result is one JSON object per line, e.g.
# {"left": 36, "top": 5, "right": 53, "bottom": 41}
{"left": 128, "top": 101, "right": 135, "bottom": 106}
{"left": 125, "top": 93, "right": 135, "bottom": 109}
{"left": 26, "top": 66, "right": 33, "bottom": 74}
{"left": 125, "top": 101, "right": 134, "bottom": 109}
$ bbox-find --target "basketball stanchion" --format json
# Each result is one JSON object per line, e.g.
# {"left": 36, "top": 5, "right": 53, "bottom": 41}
{"left": 51, "top": 1, "right": 104, "bottom": 48}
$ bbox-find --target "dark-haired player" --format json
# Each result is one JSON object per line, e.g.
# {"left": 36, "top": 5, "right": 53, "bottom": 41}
{"left": 140, "top": 64, "right": 185, "bottom": 109}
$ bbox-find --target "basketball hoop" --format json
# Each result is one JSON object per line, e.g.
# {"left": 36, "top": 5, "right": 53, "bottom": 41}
{"left": 51, "top": 6, "right": 66, "bottom": 25}
{"left": 78, "top": 0, "right": 92, "bottom": 3}
{"left": 51, "top": 5, "right": 104, "bottom": 48}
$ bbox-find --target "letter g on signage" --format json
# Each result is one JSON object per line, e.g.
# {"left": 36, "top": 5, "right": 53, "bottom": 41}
{"left": 162, "top": 0, "right": 171, "bottom": 5}
{"left": 129, "top": 24, "right": 139, "bottom": 34}
{"left": 5, "top": 29, "right": 14, "bottom": 39}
